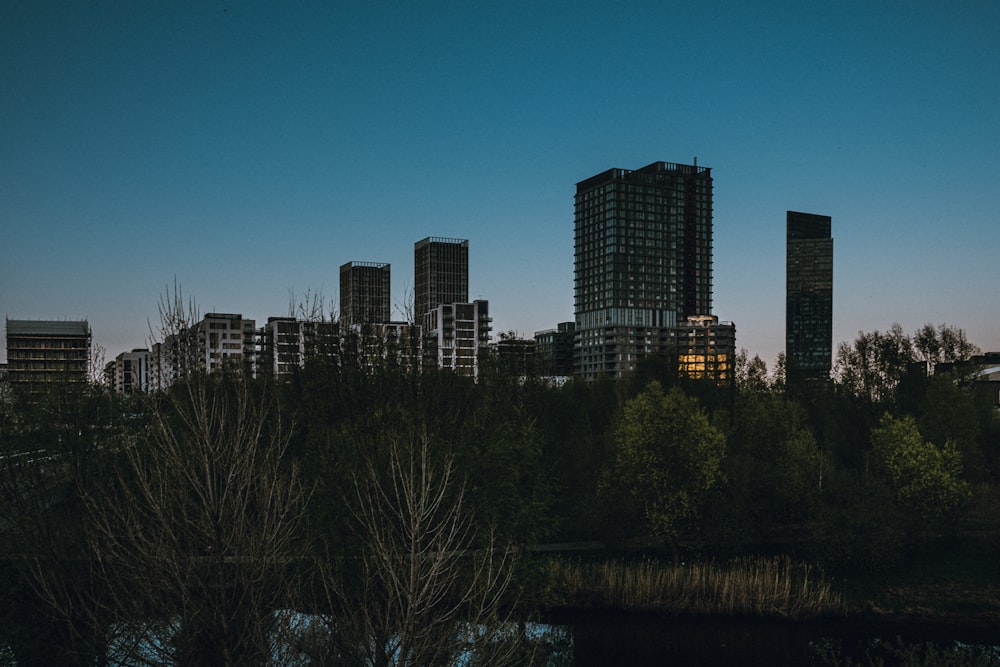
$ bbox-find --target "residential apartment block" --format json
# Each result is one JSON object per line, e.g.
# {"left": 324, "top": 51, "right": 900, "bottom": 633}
{"left": 426, "top": 300, "right": 491, "bottom": 378}
{"left": 414, "top": 237, "right": 469, "bottom": 331}
{"left": 674, "top": 315, "right": 736, "bottom": 386}
{"left": 108, "top": 348, "right": 151, "bottom": 394}
{"left": 5, "top": 319, "right": 91, "bottom": 394}
{"left": 534, "top": 322, "right": 576, "bottom": 377}
{"left": 574, "top": 161, "right": 713, "bottom": 379}
{"left": 150, "top": 313, "right": 255, "bottom": 388}
{"left": 340, "top": 261, "right": 391, "bottom": 326}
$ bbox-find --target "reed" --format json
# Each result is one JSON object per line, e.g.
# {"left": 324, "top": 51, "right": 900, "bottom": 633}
{"left": 548, "top": 556, "right": 845, "bottom": 619}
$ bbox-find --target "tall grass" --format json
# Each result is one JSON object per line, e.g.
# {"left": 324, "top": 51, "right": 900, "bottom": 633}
{"left": 548, "top": 556, "right": 844, "bottom": 619}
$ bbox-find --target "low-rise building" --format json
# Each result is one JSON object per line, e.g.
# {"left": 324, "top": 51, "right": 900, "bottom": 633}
{"left": 673, "top": 315, "right": 736, "bottom": 386}
{"left": 110, "top": 348, "right": 151, "bottom": 393}
{"left": 534, "top": 322, "right": 575, "bottom": 377}
{"left": 425, "top": 300, "right": 491, "bottom": 378}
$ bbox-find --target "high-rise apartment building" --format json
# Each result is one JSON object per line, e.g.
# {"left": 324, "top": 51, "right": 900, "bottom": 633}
{"left": 340, "top": 261, "right": 391, "bottom": 326}
{"left": 574, "top": 161, "right": 713, "bottom": 380}
{"left": 414, "top": 237, "right": 469, "bottom": 329}
{"left": 786, "top": 211, "right": 833, "bottom": 387}
{"left": 5, "top": 319, "right": 92, "bottom": 393}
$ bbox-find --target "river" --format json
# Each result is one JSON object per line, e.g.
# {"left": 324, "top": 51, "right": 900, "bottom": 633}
{"left": 543, "top": 613, "right": 1000, "bottom": 666}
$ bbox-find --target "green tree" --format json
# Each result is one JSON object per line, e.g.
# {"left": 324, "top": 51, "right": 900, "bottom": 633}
{"left": 717, "top": 391, "right": 827, "bottom": 545}
{"left": 913, "top": 322, "right": 980, "bottom": 376}
{"left": 871, "top": 413, "right": 971, "bottom": 529}
{"left": 917, "top": 374, "right": 989, "bottom": 481}
{"left": 834, "top": 323, "right": 915, "bottom": 410}
{"left": 605, "top": 381, "right": 725, "bottom": 557}
{"left": 526, "top": 377, "right": 618, "bottom": 542}
{"left": 734, "top": 349, "right": 770, "bottom": 395}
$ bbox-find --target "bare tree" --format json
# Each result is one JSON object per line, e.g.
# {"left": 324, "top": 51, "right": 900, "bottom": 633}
{"left": 148, "top": 279, "right": 201, "bottom": 387}
{"left": 288, "top": 286, "right": 335, "bottom": 323}
{"left": 314, "top": 429, "right": 528, "bottom": 667}
{"left": 37, "top": 285, "right": 310, "bottom": 665}
{"left": 82, "top": 373, "right": 307, "bottom": 666}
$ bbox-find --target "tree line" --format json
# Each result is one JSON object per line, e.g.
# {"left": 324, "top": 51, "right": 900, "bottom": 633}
{"left": 0, "top": 320, "right": 996, "bottom": 665}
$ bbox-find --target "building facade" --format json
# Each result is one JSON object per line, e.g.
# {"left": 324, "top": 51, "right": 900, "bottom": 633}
{"left": 534, "top": 322, "right": 576, "bottom": 377}
{"left": 340, "top": 261, "right": 391, "bottom": 326}
{"left": 786, "top": 211, "right": 833, "bottom": 387}
{"left": 194, "top": 313, "right": 256, "bottom": 374}
{"left": 426, "top": 300, "right": 491, "bottom": 378}
{"left": 493, "top": 335, "right": 537, "bottom": 377}
{"left": 257, "top": 317, "right": 307, "bottom": 377}
{"left": 574, "top": 161, "right": 713, "bottom": 380}
{"left": 414, "top": 237, "right": 469, "bottom": 330}
{"left": 674, "top": 315, "right": 736, "bottom": 386}
{"left": 256, "top": 317, "right": 340, "bottom": 377}
{"left": 5, "top": 319, "right": 92, "bottom": 393}
{"left": 109, "top": 348, "right": 151, "bottom": 393}
{"left": 151, "top": 313, "right": 256, "bottom": 387}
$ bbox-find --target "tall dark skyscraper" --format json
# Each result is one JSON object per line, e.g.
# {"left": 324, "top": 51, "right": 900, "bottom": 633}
{"left": 413, "top": 237, "right": 469, "bottom": 329}
{"left": 340, "top": 261, "right": 391, "bottom": 325}
{"left": 786, "top": 211, "right": 833, "bottom": 386}
{"left": 574, "top": 161, "right": 713, "bottom": 380}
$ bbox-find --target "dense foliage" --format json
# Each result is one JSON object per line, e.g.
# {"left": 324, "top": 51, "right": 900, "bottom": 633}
{"left": 0, "top": 321, "right": 997, "bottom": 664}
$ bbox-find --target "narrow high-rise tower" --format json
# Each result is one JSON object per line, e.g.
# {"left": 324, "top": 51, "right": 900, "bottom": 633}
{"left": 340, "top": 261, "right": 391, "bottom": 326}
{"left": 413, "top": 237, "right": 469, "bottom": 329}
{"left": 574, "top": 161, "right": 713, "bottom": 380}
{"left": 786, "top": 211, "right": 833, "bottom": 387}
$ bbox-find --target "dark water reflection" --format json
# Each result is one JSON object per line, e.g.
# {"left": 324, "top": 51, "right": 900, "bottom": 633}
{"left": 546, "top": 612, "right": 1000, "bottom": 666}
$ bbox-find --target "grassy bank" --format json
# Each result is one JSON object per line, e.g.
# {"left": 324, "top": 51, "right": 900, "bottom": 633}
{"left": 542, "top": 556, "right": 846, "bottom": 620}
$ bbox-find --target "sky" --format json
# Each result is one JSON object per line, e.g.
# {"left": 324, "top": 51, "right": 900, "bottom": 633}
{"left": 2, "top": 0, "right": 999, "bottom": 368}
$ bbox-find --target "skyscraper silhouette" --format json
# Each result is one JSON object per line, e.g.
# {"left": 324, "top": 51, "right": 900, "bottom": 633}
{"left": 786, "top": 211, "right": 833, "bottom": 387}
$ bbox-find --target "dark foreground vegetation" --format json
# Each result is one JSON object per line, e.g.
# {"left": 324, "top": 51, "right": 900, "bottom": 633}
{"left": 1, "top": 320, "right": 998, "bottom": 665}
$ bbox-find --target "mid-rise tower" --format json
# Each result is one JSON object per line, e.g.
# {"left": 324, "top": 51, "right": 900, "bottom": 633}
{"left": 340, "top": 261, "right": 391, "bottom": 326}
{"left": 414, "top": 237, "right": 469, "bottom": 329}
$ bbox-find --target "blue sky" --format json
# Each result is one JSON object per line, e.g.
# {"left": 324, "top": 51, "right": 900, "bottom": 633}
{"left": 2, "top": 0, "right": 999, "bottom": 368}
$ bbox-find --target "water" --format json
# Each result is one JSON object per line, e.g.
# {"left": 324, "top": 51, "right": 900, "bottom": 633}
{"left": 545, "top": 612, "right": 1000, "bottom": 666}
{"left": 6, "top": 613, "right": 996, "bottom": 666}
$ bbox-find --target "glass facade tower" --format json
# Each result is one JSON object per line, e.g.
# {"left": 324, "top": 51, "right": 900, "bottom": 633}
{"left": 786, "top": 211, "right": 833, "bottom": 387}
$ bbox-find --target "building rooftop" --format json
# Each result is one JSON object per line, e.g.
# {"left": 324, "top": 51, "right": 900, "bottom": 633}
{"left": 6, "top": 319, "right": 91, "bottom": 337}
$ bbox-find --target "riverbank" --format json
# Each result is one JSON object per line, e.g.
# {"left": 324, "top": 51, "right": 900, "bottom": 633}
{"left": 528, "top": 530, "right": 1000, "bottom": 632}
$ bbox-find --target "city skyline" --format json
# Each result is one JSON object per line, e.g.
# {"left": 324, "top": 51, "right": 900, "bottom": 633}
{"left": 2, "top": 2, "right": 999, "bottom": 367}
